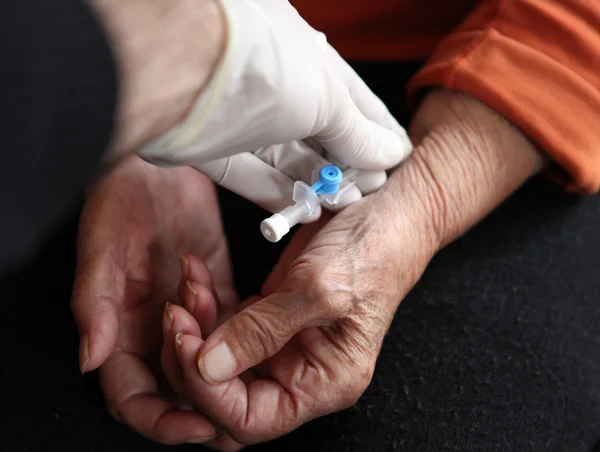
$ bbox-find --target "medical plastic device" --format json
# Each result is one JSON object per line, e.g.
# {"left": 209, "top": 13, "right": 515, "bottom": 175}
{"left": 260, "top": 164, "right": 357, "bottom": 242}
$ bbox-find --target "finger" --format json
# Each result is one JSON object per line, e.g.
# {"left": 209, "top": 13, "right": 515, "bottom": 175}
{"left": 180, "top": 253, "right": 213, "bottom": 286}
{"left": 179, "top": 254, "right": 236, "bottom": 335}
{"left": 324, "top": 152, "right": 389, "bottom": 196}
{"left": 254, "top": 140, "right": 327, "bottom": 184}
{"left": 100, "top": 351, "right": 216, "bottom": 445}
{"left": 325, "top": 44, "right": 409, "bottom": 137}
{"left": 352, "top": 170, "right": 388, "bottom": 194}
{"left": 162, "top": 306, "right": 247, "bottom": 451}
{"left": 195, "top": 291, "right": 322, "bottom": 385}
{"left": 321, "top": 184, "right": 363, "bottom": 212}
{"left": 193, "top": 153, "right": 322, "bottom": 222}
{"left": 182, "top": 281, "right": 219, "bottom": 336}
{"left": 161, "top": 304, "right": 184, "bottom": 395}
{"left": 177, "top": 254, "right": 212, "bottom": 303}
{"left": 175, "top": 333, "right": 302, "bottom": 444}
{"left": 316, "top": 88, "right": 413, "bottom": 171}
{"left": 176, "top": 329, "right": 372, "bottom": 443}
{"left": 323, "top": 170, "right": 386, "bottom": 211}
{"left": 161, "top": 302, "right": 203, "bottom": 397}
{"left": 178, "top": 255, "right": 218, "bottom": 335}
{"left": 292, "top": 17, "right": 405, "bottom": 137}
{"left": 168, "top": 304, "right": 259, "bottom": 383}
{"left": 70, "top": 253, "right": 123, "bottom": 373}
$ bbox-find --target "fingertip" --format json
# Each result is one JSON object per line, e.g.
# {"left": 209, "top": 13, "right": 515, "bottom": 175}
{"left": 353, "top": 170, "right": 387, "bottom": 195}
{"left": 374, "top": 124, "right": 414, "bottom": 169}
{"left": 197, "top": 356, "right": 220, "bottom": 386}
{"left": 100, "top": 352, "right": 215, "bottom": 444}
{"left": 323, "top": 185, "right": 362, "bottom": 212}
{"left": 175, "top": 333, "right": 219, "bottom": 387}
{"left": 197, "top": 340, "right": 239, "bottom": 385}
{"left": 162, "top": 302, "right": 174, "bottom": 338}
{"left": 162, "top": 305, "right": 205, "bottom": 402}
{"left": 183, "top": 282, "right": 219, "bottom": 335}
{"left": 160, "top": 308, "right": 187, "bottom": 398}
{"left": 323, "top": 111, "right": 413, "bottom": 171}
{"left": 184, "top": 281, "right": 198, "bottom": 312}
{"left": 186, "top": 256, "right": 214, "bottom": 289}
{"left": 174, "top": 334, "right": 205, "bottom": 377}
{"left": 168, "top": 304, "right": 202, "bottom": 340}
{"left": 401, "top": 129, "right": 415, "bottom": 158}
{"left": 80, "top": 306, "right": 119, "bottom": 372}
{"left": 122, "top": 394, "right": 217, "bottom": 444}
{"left": 180, "top": 254, "right": 189, "bottom": 280}
{"left": 184, "top": 281, "right": 211, "bottom": 313}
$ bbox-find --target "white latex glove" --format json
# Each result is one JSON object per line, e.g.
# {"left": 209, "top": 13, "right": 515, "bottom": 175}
{"left": 137, "top": 0, "right": 413, "bottom": 217}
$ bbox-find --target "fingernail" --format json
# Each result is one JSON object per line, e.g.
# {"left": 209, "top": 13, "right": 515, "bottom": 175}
{"left": 187, "top": 434, "right": 217, "bottom": 443}
{"left": 198, "top": 342, "right": 236, "bottom": 384}
{"left": 186, "top": 280, "right": 197, "bottom": 296}
{"left": 180, "top": 255, "right": 189, "bottom": 279}
{"left": 80, "top": 336, "right": 89, "bottom": 375}
{"left": 164, "top": 302, "right": 174, "bottom": 328}
{"left": 175, "top": 332, "right": 184, "bottom": 346}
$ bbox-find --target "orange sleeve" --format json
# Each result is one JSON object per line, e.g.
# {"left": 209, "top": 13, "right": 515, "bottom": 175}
{"left": 408, "top": 0, "right": 600, "bottom": 194}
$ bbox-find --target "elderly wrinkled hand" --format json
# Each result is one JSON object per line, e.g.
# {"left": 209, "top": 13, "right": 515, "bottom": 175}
{"left": 70, "top": 156, "right": 238, "bottom": 445}
{"left": 162, "top": 192, "right": 434, "bottom": 446}
{"left": 160, "top": 89, "right": 546, "bottom": 448}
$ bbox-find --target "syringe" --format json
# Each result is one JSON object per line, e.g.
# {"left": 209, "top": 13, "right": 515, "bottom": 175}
{"left": 260, "top": 164, "right": 357, "bottom": 242}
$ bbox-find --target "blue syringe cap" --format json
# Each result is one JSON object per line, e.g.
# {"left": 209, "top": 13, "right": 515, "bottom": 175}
{"left": 313, "top": 164, "right": 343, "bottom": 195}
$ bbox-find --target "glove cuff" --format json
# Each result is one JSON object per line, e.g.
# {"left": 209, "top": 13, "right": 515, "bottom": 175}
{"left": 137, "top": 0, "right": 275, "bottom": 166}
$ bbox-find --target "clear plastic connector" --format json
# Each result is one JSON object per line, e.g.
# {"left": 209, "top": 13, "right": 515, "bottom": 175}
{"left": 260, "top": 165, "right": 357, "bottom": 243}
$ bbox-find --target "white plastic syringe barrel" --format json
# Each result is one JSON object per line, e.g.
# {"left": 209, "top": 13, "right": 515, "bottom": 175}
{"left": 260, "top": 181, "right": 318, "bottom": 242}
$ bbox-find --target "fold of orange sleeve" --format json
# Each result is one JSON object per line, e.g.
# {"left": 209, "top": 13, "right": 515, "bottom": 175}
{"left": 408, "top": 0, "right": 600, "bottom": 194}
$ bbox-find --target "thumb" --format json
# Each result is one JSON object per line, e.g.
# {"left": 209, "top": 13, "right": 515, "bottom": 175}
{"left": 316, "top": 92, "right": 413, "bottom": 171}
{"left": 195, "top": 292, "right": 317, "bottom": 384}
{"left": 71, "top": 254, "right": 123, "bottom": 374}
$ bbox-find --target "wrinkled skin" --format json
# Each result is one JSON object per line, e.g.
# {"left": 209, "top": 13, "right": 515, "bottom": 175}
{"left": 71, "top": 156, "right": 238, "bottom": 445}
{"left": 73, "top": 90, "right": 546, "bottom": 450}
{"left": 158, "top": 89, "right": 546, "bottom": 448}
{"left": 161, "top": 184, "right": 436, "bottom": 447}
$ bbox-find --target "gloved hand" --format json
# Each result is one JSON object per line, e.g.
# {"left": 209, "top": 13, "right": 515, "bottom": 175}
{"left": 137, "top": 0, "right": 413, "bottom": 216}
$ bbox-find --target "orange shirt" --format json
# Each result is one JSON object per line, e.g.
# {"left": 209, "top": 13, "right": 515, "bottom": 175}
{"left": 293, "top": 0, "right": 600, "bottom": 194}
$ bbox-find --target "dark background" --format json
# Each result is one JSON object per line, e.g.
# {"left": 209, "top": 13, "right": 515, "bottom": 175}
{"left": 2, "top": 63, "right": 600, "bottom": 452}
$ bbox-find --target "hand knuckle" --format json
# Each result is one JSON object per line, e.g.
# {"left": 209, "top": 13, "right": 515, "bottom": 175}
{"left": 304, "top": 272, "right": 353, "bottom": 319}
{"left": 321, "top": 294, "right": 351, "bottom": 319}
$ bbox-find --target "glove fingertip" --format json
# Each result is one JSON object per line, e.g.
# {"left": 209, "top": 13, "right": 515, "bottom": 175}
{"left": 353, "top": 170, "right": 387, "bottom": 195}
{"left": 322, "top": 185, "right": 362, "bottom": 212}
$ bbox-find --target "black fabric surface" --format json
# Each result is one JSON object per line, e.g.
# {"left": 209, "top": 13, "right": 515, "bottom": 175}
{"left": 0, "top": 1, "right": 117, "bottom": 274}
{"left": 1, "top": 63, "right": 600, "bottom": 452}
